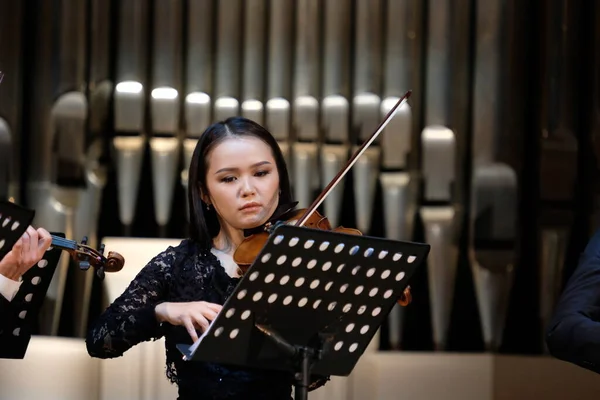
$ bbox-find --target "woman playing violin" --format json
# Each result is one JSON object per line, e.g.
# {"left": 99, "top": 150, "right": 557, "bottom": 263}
{"left": 86, "top": 117, "right": 327, "bottom": 399}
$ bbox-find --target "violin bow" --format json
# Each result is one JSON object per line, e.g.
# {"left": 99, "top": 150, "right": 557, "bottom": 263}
{"left": 296, "top": 90, "right": 412, "bottom": 227}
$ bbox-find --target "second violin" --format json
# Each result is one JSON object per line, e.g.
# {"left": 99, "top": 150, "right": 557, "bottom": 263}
{"left": 51, "top": 235, "right": 124, "bottom": 280}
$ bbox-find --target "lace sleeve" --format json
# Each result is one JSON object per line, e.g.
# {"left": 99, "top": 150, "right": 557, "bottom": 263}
{"left": 85, "top": 247, "right": 176, "bottom": 359}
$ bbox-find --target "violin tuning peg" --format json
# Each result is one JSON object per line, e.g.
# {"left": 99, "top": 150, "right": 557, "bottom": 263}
{"left": 96, "top": 267, "right": 105, "bottom": 280}
{"left": 99, "top": 243, "right": 105, "bottom": 255}
{"left": 81, "top": 236, "right": 88, "bottom": 245}
{"left": 79, "top": 261, "right": 91, "bottom": 271}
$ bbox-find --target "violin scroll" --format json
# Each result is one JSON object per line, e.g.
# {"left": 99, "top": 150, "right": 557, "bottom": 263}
{"left": 51, "top": 234, "right": 125, "bottom": 280}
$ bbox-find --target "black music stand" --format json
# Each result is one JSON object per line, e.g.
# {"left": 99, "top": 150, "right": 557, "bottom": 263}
{"left": 177, "top": 225, "right": 430, "bottom": 399}
{"left": 0, "top": 201, "right": 64, "bottom": 359}
{"left": 0, "top": 200, "right": 35, "bottom": 260}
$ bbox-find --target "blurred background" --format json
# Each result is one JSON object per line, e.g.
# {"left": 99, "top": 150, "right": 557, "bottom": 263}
{"left": 0, "top": 0, "right": 599, "bottom": 399}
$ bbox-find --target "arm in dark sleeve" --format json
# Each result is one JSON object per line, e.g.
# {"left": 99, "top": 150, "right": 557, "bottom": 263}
{"left": 546, "top": 229, "right": 600, "bottom": 373}
{"left": 85, "top": 247, "right": 176, "bottom": 359}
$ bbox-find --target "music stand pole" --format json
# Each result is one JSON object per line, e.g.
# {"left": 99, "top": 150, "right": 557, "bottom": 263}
{"left": 177, "top": 225, "right": 430, "bottom": 399}
{"left": 256, "top": 323, "right": 321, "bottom": 400}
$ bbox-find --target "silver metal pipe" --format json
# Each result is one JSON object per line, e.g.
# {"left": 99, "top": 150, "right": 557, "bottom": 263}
{"left": 266, "top": 0, "right": 294, "bottom": 167}
{"left": 241, "top": 0, "right": 266, "bottom": 124}
{"left": 540, "top": 228, "right": 569, "bottom": 352}
{"left": 214, "top": 0, "right": 242, "bottom": 120}
{"left": 32, "top": 0, "right": 89, "bottom": 336}
{"left": 113, "top": 0, "right": 149, "bottom": 234}
{"left": 352, "top": 0, "right": 383, "bottom": 234}
{"left": 537, "top": 0, "right": 579, "bottom": 352}
{"left": 469, "top": 0, "right": 518, "bottom": 352}
{"left": 292, "top": 0, "right": 321, "bottom": 208}
{"left": 267, "top": 0, "right": 293, "bottom": 102}
{"left": 420, "top": 126, "right": 457, "bottom": 351}
{"left": 350, "top": 0, "right": 384, "bottom": 352}
{"left": 380, "top": 0, "right": 423, "bottom": 350}
{"left": 352, "top": 0, "right": 383, "bottom": 233}
{"left": 320, "top": 0, "right": 352, "bottom": 228}
{"left": 424, "top": 0, "right": 452, "bottom": 127}
{"left": 353, "top": 0, "right": 382, "bottom": 99}
{"left": 24, "top": 0, "right": 56, "bottom": 334}
{"left": 419, "top": 0, "right": 462, "bottom": 351}
{"left": 71, "top": 0, "right": 113, "bottom": 337}
{"left": 0, "top": 0, "right": 23, "bottom": 202}
{"left": 469, "top": 164, "right": 517, "bottom": 352}
{"left": 150, "top": 0, "right": 183, "bottom": 236}
{"left": 183, "top": 0, "right": 215, "bottom": 215}
{"left": 383, "top": 0, "right": 417, "bottom": 99}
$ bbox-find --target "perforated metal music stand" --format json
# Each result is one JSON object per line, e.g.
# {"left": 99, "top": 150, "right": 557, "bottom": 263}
{"left": 0, "top": 200, "right": 35, "bottom": 260}
{"left": 177, "top": 225, "right": 430, "bottom": 399}
{"left": 0, "top": 201, "right": 64, "bottom": 359}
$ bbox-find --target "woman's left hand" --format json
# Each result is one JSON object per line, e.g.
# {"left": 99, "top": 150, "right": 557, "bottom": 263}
{"left": 0, "top": 226, "right": 52, "bottom": 280}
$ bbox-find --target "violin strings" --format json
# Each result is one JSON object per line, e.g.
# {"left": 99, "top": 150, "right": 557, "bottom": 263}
{"left": 51, "top": 236, "right": 75, "bottom": 248}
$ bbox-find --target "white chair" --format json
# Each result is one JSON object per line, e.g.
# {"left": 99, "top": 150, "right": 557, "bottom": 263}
{"left": 0, "top": 336, "right": 100, "bottom": 400}
{"left": 98, "top": 237, "right": 181, "bottom": 400}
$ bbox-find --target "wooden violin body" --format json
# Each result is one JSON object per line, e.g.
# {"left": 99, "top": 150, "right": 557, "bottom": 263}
{"left": 234, "top": 208, "right": 361, "bottom": 269}
{"left": 233, "top": 208, "right": 412, "bottom": 307}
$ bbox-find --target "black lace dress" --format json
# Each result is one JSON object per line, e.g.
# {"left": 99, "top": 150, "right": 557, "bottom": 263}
{"left": 86, "top": 239, "right": 324, "bottom": 399}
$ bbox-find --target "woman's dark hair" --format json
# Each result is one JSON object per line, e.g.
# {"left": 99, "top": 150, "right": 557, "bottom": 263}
{"left": 187, "top": 116, "right": 293, "bottom": 249}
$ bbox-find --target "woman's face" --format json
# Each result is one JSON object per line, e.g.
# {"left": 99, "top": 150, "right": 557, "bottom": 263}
{"left": 203, "top": 136, "right": 281, "bottom": 232}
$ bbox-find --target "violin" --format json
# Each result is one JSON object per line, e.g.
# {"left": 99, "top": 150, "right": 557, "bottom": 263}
{"left": 50, "top": 234, "right": 124, "bottom": 280}
{"left": 234, "top": 90, "right": 413, "bottom": 307}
